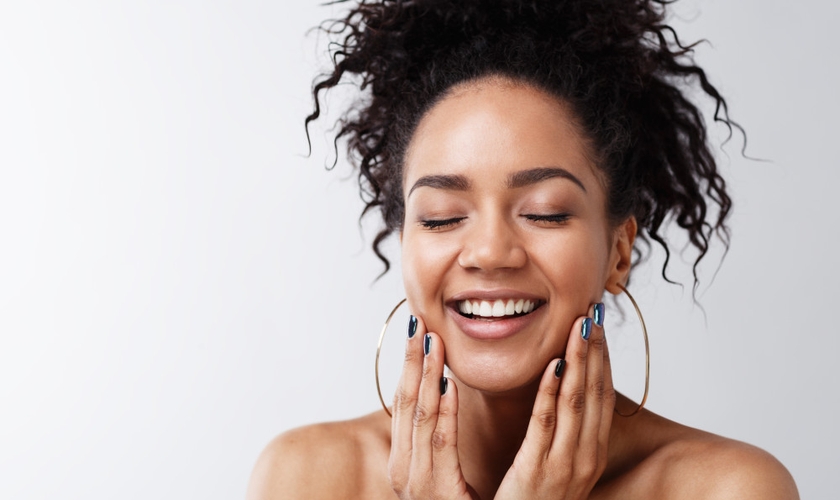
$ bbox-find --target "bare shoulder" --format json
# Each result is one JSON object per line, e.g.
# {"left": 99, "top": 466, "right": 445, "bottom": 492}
{"left": 246, "top": 411, "right": 392, "bottom": 500}
{"left": 643, "top": 417, "right": 799, "bottom": 499}
{"left": 601, "top": 406, "right": 798, "bottom": 500}
{"left": 660, "top": 435, "right": 798, "bottom": 500}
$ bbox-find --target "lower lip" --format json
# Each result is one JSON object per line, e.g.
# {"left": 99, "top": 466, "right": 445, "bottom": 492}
{"left": 448, "top": 305, "right": 544, "bottom": 340}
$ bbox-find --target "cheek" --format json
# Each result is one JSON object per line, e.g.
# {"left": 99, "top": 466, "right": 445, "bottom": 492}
{"left": 401, "top": 231, "right": 458, "bottom": 318}
{"left": 533, "top": 228, "right": 611, "bottom": 301}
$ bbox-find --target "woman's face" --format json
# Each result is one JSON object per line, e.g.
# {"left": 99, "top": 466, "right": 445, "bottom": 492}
{"left": 401, "top": 78, "right": 633, "bottom": 393}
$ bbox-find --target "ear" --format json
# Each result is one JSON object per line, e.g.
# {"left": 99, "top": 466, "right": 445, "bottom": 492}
{"left": 604, "top": 217, "right": 637, "bottom": 294}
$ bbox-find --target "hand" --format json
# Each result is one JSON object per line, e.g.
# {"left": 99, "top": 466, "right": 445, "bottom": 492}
{"left": 388, "top": 315, "right": 479, "bottom": 499}
{"left": 388, "top": 305, "right": 614, "bottom": 499}
{"left": 494, "top": 304, "right": 615, "bottom": 499}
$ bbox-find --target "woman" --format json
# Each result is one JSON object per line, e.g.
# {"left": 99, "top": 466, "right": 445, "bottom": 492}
{"left": 248, "top": 0, "right": 798, "bottom": 498}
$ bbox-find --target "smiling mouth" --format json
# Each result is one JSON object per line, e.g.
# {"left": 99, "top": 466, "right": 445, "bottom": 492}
{"left": 455, "top": 298, "right": 546, "bottom": 320}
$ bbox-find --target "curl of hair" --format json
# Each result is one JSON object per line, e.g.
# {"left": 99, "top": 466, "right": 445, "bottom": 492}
{"left": 306, "top": 0, "right": 744, "bottom": 291}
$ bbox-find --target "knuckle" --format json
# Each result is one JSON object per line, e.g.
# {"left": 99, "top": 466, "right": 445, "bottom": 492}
{"left": 413, "top": 404, "right": 434, "bottom": 426}
{"left": 540, "top": 381, "right": 558, "bottom": 398}
{"left": 521, "top": 461, "right": 545, "bottom": 483}
{"left": 551, "top": 461, "right": 573, "bottom": 483}
{"left": 574, "top": 346, "right": 588, "bottom": 362}
{"left": 394, "top": 389, "right": 417, "bottom": 413}
{"left": 431, "top": 429, "right": 450, "bottom": 451}
{"left": 588, "top": 380, "right": 605, "bottom": 401}
{"left": 404, "top": 345, "right": 421, "bottom": 364}
{"left": 589, "top": 334, "right": 606, "bottom": 350}
{"left": 533, "top": 409, "right": 557, "bottom": 430}
{"left": 565, "top": 389, "right": 586, "bottom": 414}
{"left": 388, "top": 465, "right": 408, "bottom": 494}
{"left": 575, "top": 460, "right": 598, "bottom": 481}
{"left": 406, "top": 484, "right": 423, "bottom": 499}
{"left": 406, "top": 475, "right": 431, "bottom": 499}
{"left": 421, "top": 359, "right": 435, "bottom": 378}
{"left": 437, "top": 401, "right": 456, "bottom": 418}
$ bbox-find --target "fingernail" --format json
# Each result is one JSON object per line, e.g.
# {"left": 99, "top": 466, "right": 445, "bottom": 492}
{"left": 424, "top": 334, "right": 432, "bottom": 356}
{"left": 594, "top": 303, "right": 605, "bottom": 327}
{"left": 581, "top": 317, "right": 592, "bottom": 340}
{"left": 408, "top": 315, "right": 417, "bottom": 338}
{"left": 440, "top": 376, "right": 448, "bottom": 395}
{"left": 554, "top": 359, "right": 566, "bottom": 379}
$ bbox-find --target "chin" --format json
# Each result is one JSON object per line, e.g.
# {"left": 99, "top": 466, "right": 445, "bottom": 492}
{"left": 446, "top": 352, "right": 547, "bottom": 395}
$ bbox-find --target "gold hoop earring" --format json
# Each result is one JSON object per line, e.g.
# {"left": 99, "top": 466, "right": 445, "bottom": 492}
{"left": 375, "top": 298, "right": 407, "bottom": 418}
{"left": 614, "top": 284, "right": 650, "bottom": 417}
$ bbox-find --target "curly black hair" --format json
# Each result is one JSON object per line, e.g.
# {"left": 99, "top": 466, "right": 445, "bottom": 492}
{"left": 306, "top": 0, "right": 743, "bottom": 290}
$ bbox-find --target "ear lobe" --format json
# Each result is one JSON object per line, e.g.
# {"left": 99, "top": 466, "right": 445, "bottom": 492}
{"left": 605, "top": 217, "right": 637, "bottom": 295}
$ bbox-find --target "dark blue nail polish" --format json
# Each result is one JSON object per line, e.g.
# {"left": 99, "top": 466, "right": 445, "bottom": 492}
{"left": 554, "top": 359, "right": 566, "bottom": 379}
{"left": 440, "top": 376, "right": 448, "bottom": 395}
{"left": 424, "top": 334, "right": 432, "bottom": 356}
{"left": 582, "top": 318, "right": 592, "bottom": 340}
{"left": 594, "top": 303, "right": 605, "bottom": 327}
{"left": 408, "top": 315, "right": 418, "bottom": 338}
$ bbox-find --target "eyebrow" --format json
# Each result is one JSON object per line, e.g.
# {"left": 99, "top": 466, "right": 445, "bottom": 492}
{"left": 407, "top": 166, "right": 586, "bottom": 197}
{"left": 507, "top": 167, "right": 587, "bottom": 192}
{"left": 408, "top": 174, "right": 471, "bottom": 197}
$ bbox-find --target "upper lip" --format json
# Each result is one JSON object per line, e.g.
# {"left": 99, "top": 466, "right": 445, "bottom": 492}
{"left": 448, "top": 289, "right": 547, "bottom": 304}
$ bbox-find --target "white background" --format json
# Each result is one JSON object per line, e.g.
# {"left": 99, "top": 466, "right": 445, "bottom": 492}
{"left": 1, "top": 1, "right": 837, "bottom": 498}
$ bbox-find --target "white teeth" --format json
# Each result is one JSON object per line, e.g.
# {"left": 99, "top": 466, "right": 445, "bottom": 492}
{"left": 457, "top": 298, "right": 541, "bottom": 318}
{"left": 505, "top": 300, "right": 515, "bottom": 315}
{"left": 492, "top": 300, "right": 505, "bottom": 317}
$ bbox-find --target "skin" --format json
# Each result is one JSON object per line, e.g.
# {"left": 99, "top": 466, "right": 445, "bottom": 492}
{"left": 246, "top": 77, "right": 799, "bottom": 499}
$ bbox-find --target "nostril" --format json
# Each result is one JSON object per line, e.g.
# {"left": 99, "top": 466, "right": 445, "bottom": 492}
{"left": 457, "top": 228, "right": 528, "bottom": 271}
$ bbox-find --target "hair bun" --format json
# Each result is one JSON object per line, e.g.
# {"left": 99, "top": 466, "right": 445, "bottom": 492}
{"left": 308, "top": 0, "right": 744, "bottom": 291}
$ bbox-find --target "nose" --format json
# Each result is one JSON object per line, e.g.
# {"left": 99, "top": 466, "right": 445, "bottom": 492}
{"left": 457, "top": 215, "right": 527, "bottom": 272}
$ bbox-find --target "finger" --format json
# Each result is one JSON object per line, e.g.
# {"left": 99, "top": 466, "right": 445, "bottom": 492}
{"left": 431, "top": 377, "right": 469, "bottom": 492}
{"left": 518, "top": 358, "right": 563, "bottom": 464}
{"left": 551, "top": 315, "right": 590, "bottom": 453}
{"left": 578, "top": 303, "right": 607, "bottom": 466}
{"left": 599, "top": 319, "right": 616, "bottom": 453}
{"left": 389, "top": 314, "right": 426, "bottom": 487}
{"left": 410, "top": 331, "right": 446, "bottom": 476}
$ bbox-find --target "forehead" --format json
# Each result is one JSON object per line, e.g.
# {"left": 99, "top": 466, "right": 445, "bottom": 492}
{"left": 403, "top": 78, "right": 603, "bottom": 194}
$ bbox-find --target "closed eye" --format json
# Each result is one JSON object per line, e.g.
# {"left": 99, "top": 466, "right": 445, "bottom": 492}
{"left": 420, "top": 217, "right": 467, "bottom": 230}
{"left": 524, "top": 213, "right": 572, "bottom": 224}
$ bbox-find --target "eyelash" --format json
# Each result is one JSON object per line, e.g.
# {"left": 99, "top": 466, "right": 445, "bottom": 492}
{"left": 419, "top": 213, "right": 571, "bottom": 230}
{"left": 524, "top": 213, "right": 571, "bottom": 224}
{"left": 420, "top": 217, "right": 466, "bottom": 229}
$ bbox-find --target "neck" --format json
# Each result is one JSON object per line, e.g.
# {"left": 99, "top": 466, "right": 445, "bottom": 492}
{"left": 451, "top": 380, "right": 641, "bottom": 497}
{"left": 453, "top": 375, "right": 540, "bottom": 497}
